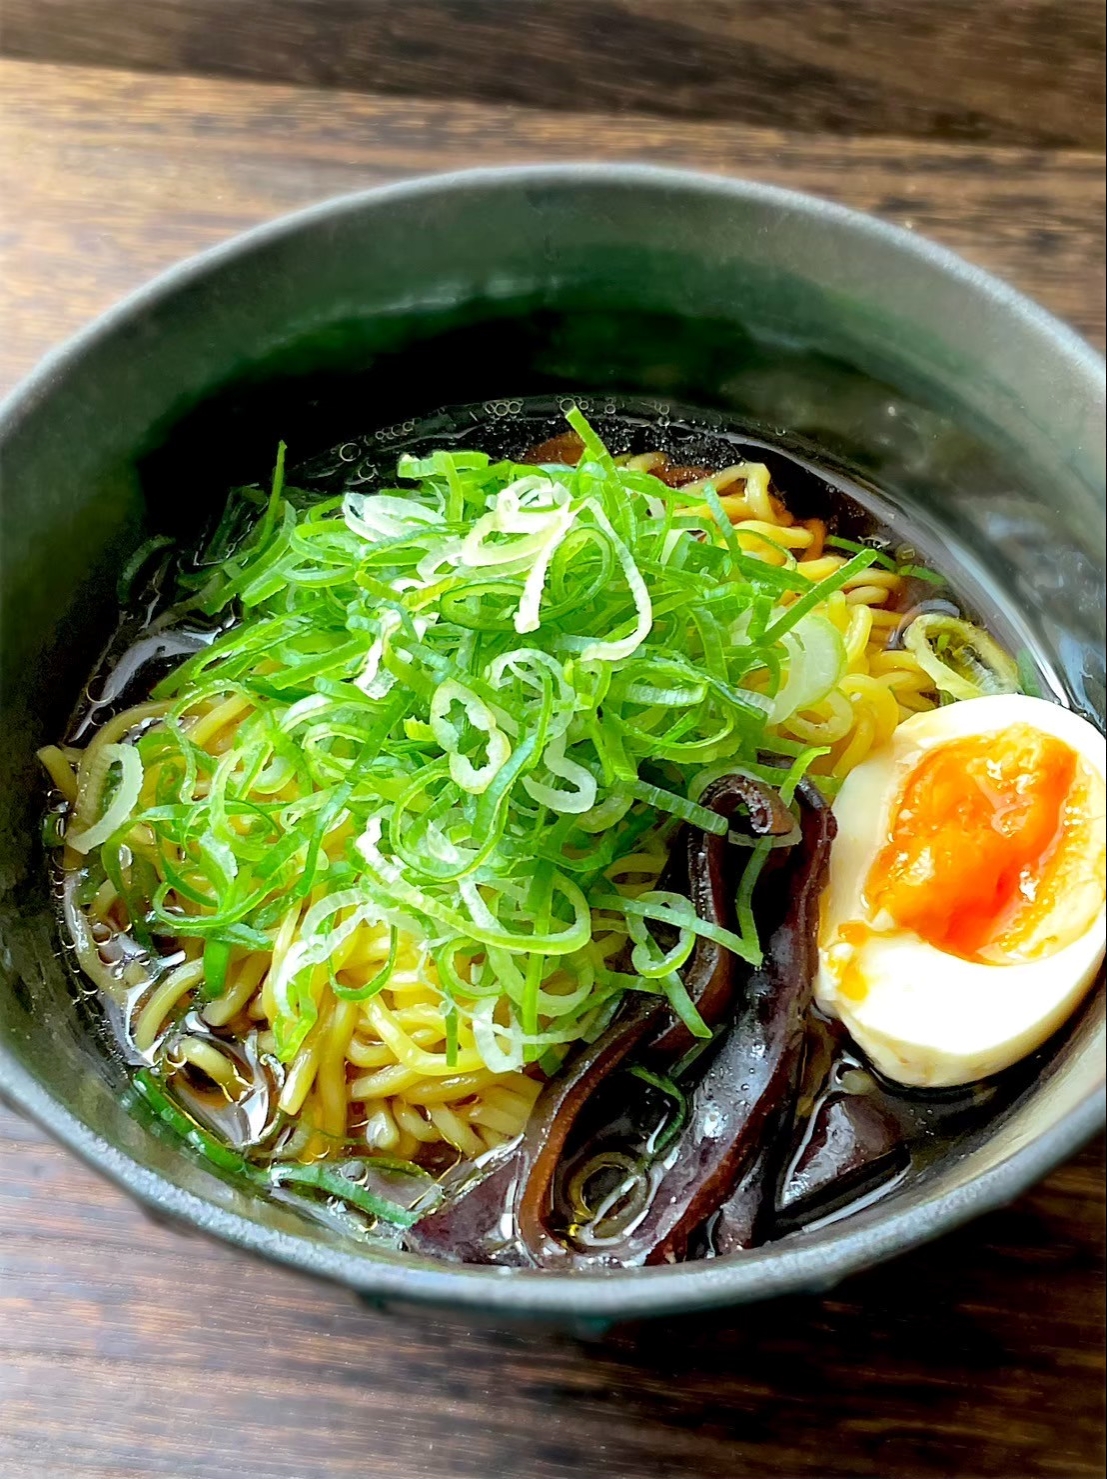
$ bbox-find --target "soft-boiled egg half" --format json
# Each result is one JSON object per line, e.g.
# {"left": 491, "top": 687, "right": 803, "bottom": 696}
{"left": 816, "top": 693, "right": 1106, "bottom": 1088}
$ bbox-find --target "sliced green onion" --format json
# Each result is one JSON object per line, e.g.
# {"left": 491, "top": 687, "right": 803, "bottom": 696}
{"left": 628, "top": 1064, "right": 689, "bottom": 1153}
{"left": 824, "top": 534, "right": 897, "bottom": 571}
{"left": 627, "top": 779, "right": 729, "bottom": 836}
{"left": 761, "top": 548, "right": 879, "bottom": 644}
{"left": 577, "top": 501, "right": 652, "bottom": 664}
{"left": 659, "top": 969, "right": 712, "bottom": 1039}
{"left": 591, "top": 890, "right": 761, "bottom": 965}
{"left": 132, "top": 1068, "right": 248, "bottom": 1174}
{"left": 268, "top": 1161, "right": 425, "bottom": 1227}
{"left": 202, "top": 938, "right": 232, "bottom": 999}
{"left": 41, "top": 812, "right": 67, "bottom": 847}
{"left": 67, "top": 744, "right": 144, "bottom": 854}
{"left": 1016, "top": 650, "right": 1044, "bottom": 698}
{"left": 897, "top": 564, "right": 945, "bottom": 586}
{"left": 429, "top": 678, "right": 512, "bottom": 794}
{"left": 332, "top": 925, "right": 399, "bottom": 1002}
{"left": 768, "top": 612, "right": 846, "bottom": 724}
{"left": 627, "top": 909, "right": 696, "bottom": 980}
{"left": 903, "top": 613, "right": 1020, "bottom": 700}
{"left": 117, "top": 534, "right": 176, "bottom": 602}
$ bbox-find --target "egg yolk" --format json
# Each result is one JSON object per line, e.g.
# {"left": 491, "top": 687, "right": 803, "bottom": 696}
{"left": 866, "top": 724, "right": 1078, "bottom": 961}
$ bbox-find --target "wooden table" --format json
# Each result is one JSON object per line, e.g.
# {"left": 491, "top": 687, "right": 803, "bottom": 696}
{"left": 1, "top": 55, "right": 1104, "bottom": 1479}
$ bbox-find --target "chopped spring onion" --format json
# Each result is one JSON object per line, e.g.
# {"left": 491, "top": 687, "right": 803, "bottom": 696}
{"left": 824, "top": 534, "right": 945, "bottom": 585}
{"left": 135, "top": 1066, "right": 430, "bottom": 1227}
{"left": 66, "top": 744, "right": 144, "bottom": 854}
{"left": 268, "top": 1162, "right": 428, "bottom": 1227}
{"left": 117, "top": 533, "right": 176, "bottom": 603}
{"left": 628, "top": 1064, "right": 689, "bottom": 1154}
{"left": 627, "top": 779, "right": 729, "bottom": 836}
{"left": 824, "top": 534, "right": 898, "bottom": 571}
{"left": 63, "top": 412, "right": 936, "bottom": 1077}
{"left": 1016, "top": 650, "right": 1044, "bottom": 699}
{"left": 903, "top": 613, "right": 1020, "bottom": 701}
{"left": 132, "top": 1067, "right": 248, "bottom": 1174}
{"left": 592, "top": 889, "right": 762, "bottom": 966}
{"left": 429, "top": 678, "right": 512, "bottom": 794}
{"left": 768, "top": 613, "right": 846, "bottom": 723}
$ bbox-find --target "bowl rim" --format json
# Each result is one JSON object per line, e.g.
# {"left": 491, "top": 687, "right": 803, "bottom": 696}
{"left": 3, "top": 161, "right": 1104, "bottom": 437}
{"left": 1, "top": 162, "right": 1104, "bottom": 1320}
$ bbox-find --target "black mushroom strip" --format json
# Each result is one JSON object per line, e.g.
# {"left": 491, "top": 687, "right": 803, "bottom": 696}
{"left": 409, "top": 996, "right": 664, "bottom": 1264}
{"left": 649, "top": 773, "right": 796, "bottom": 1062}
{"left": 515, "top": 780, "right": 834, "bottom": 1268}
{"left": 774, "top": 1090, "right": 907, "bottom": 1229}
{"left": 725, "top": 1010, "right": 910, "bottom": 1246}
{"left": 408, "top": 774, "right": 796, "bottom": 1264}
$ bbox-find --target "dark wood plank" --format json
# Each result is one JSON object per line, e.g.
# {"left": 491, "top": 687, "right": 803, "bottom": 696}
{"left": 0, "top": 1107, "right": 1102, "bottom": 1479}
{"left": 0, "top": 57, "right": 1104, "bottom": 1479}
{"left": 1, "top": 59, "right": 1103, "bottom": 398}
{"left": 0, "top": 0, "right": 1104, "bottom": 149}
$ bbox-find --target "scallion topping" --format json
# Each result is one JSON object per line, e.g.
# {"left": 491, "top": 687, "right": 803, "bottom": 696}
{"left": 74, "top": 414, "right": 858, "bottom": 1073}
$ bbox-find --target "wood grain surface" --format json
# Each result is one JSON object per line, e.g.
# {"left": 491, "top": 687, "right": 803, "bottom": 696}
{"left": 2, "top": 59, "right": 1104, "bottom": 394}
{"left": 0, "top": 55, "right": 1104, "bottom": 1479}
{"left": 2, "top": 0, "right": 1104, "bottom": 148}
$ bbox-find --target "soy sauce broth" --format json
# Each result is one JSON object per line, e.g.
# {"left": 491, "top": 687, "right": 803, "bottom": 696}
{"left": 47, "top": 395, "right": 1093, "bottom": 1260}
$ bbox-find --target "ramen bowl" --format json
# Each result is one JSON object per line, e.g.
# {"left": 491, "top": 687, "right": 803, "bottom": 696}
{"left": 0, "top": 165, "right": 1103, "bottom": 1325}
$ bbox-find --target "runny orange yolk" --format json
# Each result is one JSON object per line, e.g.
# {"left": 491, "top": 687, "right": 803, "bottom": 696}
{"left": 866, "top": 724, "right": 1078, "bottom": 962}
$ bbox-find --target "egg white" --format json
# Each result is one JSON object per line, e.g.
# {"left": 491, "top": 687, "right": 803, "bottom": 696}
{"left": 816, "top": 694, "right": 1107, "bottom": 1088}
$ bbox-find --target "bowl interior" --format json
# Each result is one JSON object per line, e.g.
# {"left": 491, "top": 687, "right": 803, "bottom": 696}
{"left": 1, "top": 169, "right": 1103, "bottom": 1318}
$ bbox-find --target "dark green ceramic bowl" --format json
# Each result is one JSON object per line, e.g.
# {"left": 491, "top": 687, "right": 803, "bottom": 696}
{"left": 1, "top": 166, "right": 1103, "bottom": 1326}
